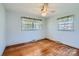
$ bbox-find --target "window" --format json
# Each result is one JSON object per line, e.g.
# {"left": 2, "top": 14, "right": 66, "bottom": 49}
{"left": 57, "top": 15, "right": 74, "bottom": 31}
{"left": 21, "top": 17, "right": 42, "bottom": 31}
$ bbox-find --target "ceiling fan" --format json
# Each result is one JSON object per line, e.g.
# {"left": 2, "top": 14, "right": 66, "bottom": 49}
{"left": 40, "top": 3, "right": 55, "bottom": 17}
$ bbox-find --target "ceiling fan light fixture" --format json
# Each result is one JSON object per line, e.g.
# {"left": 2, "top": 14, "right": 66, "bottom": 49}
{"left": 41, "top": 3, "right": 48, "bottom": 17}
{"left": 41, "top": 12, "right": 47, "bottom": 16}
{"left": 40, "top": 3, "right": 55, "bottom": 17}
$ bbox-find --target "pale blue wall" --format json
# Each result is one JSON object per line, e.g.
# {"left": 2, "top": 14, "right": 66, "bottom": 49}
{"left": 6, "top": 11, "right": 46, "bottom": 46}
{"left": 0, "top": 4, "right": 6, "bottom": 55}
{"left": 47, "top": 3, "right": 79, "bottom": 48}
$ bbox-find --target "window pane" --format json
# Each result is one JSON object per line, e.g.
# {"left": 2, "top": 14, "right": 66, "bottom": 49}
{"left": 21, "top": 18, "right": 42, "bottom": 31}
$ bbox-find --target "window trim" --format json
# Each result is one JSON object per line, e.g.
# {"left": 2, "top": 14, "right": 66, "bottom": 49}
{"left": 21, "top": 17, "right": 42, "bottom": 31}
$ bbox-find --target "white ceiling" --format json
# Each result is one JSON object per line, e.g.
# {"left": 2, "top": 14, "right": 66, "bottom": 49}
{"left": 3, "top": 3, "right": 79, "bottom": 18}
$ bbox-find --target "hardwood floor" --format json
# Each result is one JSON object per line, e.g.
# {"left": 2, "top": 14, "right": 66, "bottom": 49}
{"left": 3, "top": 38, "right": 79, "bottom": 56}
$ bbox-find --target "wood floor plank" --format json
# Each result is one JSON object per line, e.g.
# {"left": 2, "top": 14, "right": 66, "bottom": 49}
{"left": 3, "top": 38, "right": 79, "bottom": 56}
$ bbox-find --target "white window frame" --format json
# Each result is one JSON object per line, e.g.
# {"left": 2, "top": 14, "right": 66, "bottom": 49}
{"left": 57, "top": 15, "right": 74, "bottom": 31}
{"left": 21, "top": 17, "right": 42, "bottom": 31}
